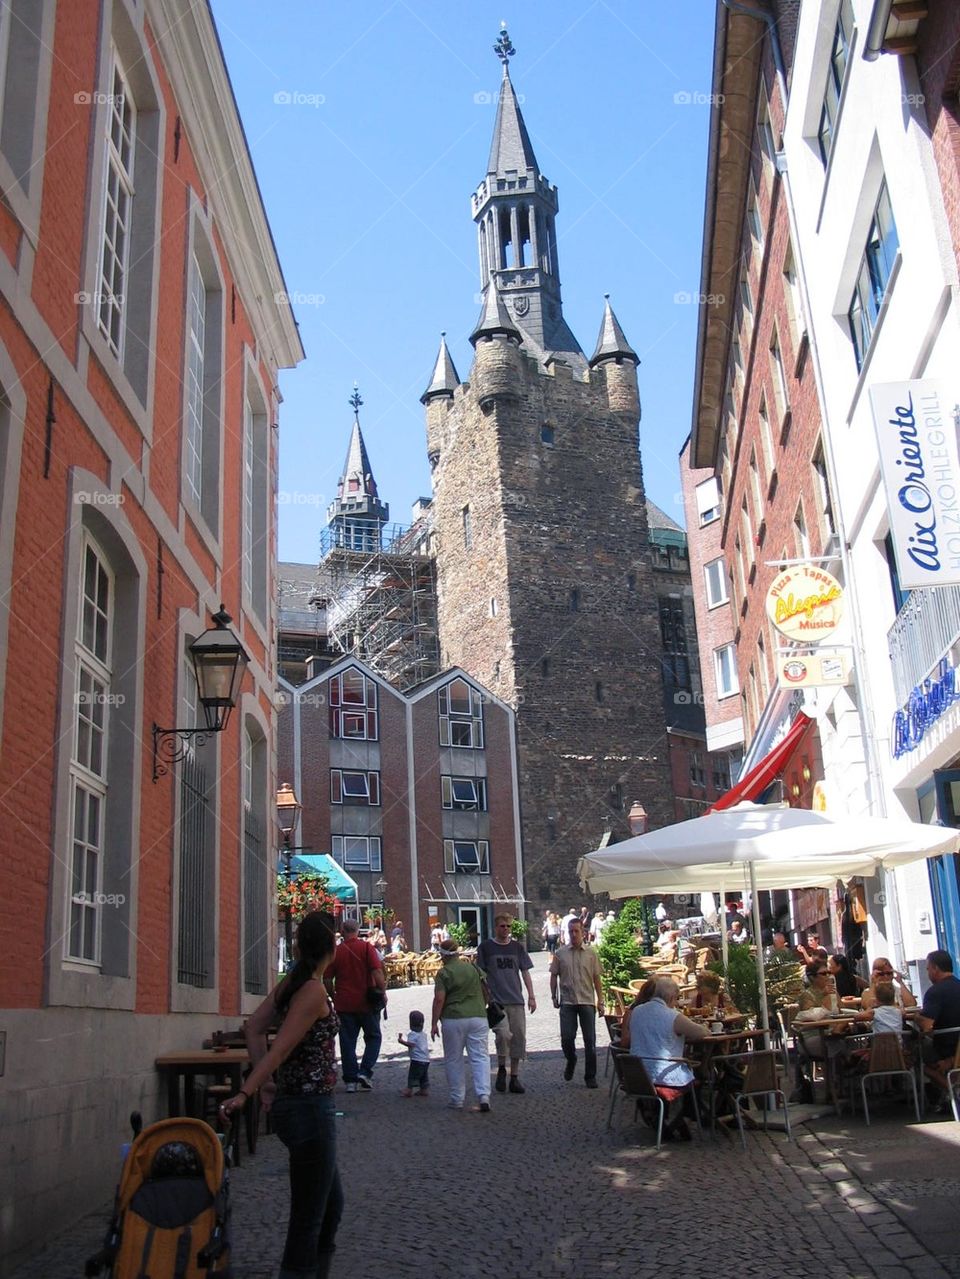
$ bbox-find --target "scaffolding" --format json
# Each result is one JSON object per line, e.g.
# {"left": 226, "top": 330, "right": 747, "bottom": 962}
{"left": 277, "top": 563, "right": 334, "bottom": 685}
{"left": 318, "top": 517, "right": 440, "bottom": 691}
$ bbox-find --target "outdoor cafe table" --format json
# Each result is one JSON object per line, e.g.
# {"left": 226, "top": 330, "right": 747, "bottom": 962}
{"left": 155, "top": 1048, "right": 252, "bottom": 1162}
{"left": 688, "top": 1027, "right": 767, "bottom": 1129}
{"left": 796, "top": 1012, "right": 924, "bottom": 1114}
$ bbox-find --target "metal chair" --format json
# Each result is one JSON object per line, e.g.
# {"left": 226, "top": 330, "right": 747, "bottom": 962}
{"left": 606, "top": 1052, "right": 701, "bottom": 1151}
{"left": 860, "top": 1032, "right": 920, "bottom": 1124}
{"left": 603, "top": 1013, "right": 623, "bottom": 1080}
{"left": 947, "top": 1039, "right": 960, "bottom": 1122}
{"left": 721, "top": 1049, "right": 793, "bottom": 1149}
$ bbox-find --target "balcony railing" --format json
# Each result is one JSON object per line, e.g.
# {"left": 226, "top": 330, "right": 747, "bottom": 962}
{"left": 888, "top": 584, "right": 960, "bottom": 707}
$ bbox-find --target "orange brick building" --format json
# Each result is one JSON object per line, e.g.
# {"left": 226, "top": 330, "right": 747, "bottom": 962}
{"left": 0, "top": 2, "right": 301, "bottom": 1265}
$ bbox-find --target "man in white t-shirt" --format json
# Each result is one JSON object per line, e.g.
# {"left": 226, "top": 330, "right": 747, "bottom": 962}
{"left": 560, "top": 908, "right": 578, "bottom": 946}
{"left": 590, "top": 911, "right": 608, "bottom": 946}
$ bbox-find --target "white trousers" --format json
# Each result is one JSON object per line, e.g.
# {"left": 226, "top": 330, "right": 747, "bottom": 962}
{"left": 441, "top": 1016, "right": 490, "bottom": 1105}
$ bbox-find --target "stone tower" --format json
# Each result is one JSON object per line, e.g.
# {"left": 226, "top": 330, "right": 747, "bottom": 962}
{"left": 422, "top": 33, "right": 675, "bottom": 905}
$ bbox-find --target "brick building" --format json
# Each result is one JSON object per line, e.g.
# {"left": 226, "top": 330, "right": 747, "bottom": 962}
{"left": 421, "top": 41, "right": 675, "bottom": 908}
{"left": 276, "top": 657, "right": 523, "bottom": 949}
{"left": 0, "top": 2, "right": 301, "bottom": 1266}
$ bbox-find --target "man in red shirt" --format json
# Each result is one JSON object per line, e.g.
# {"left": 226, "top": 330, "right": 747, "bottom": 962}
{"left": 325, "top": 919, "right": 387, "bottom": 1091}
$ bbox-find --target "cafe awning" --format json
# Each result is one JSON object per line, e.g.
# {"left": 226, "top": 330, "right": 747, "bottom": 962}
{"left": 287, "top": 853, "right": 359, "bottom": 902}
{"left": 707, "top": 711, "right": 813, "bottom": 812}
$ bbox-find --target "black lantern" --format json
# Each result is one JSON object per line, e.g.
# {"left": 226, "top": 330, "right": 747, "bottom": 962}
{"left": 152, "top": 605, "right": 250, "bottom": 781}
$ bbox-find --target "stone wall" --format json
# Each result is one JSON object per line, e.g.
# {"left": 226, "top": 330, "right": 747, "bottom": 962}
{"left": 430, "top": 341, "right": 676, "bottom": 908}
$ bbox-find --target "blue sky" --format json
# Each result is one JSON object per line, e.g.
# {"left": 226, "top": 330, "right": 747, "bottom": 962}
{"left": 210, "top": 1, "right": 718, "bottom": 563}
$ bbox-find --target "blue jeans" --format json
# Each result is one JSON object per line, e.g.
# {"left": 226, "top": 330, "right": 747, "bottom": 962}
{"left": 559, "top": 1004, "right": 597, "bottom": 1081}
{"left": 271, "top": 1094, "right": 343, "bottom": 1278}
{"left": 338, "top": 1010, "right": 382, "bottom": 1082}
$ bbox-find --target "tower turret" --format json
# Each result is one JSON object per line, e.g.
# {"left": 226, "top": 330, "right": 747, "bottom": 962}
{"left": 326, "top": 385, "right": 388, "bottom": 550}
{"left": 471, "top": 28, "right": 585, "bottom": 371}
{"left": 421, "top": 333, "right": 460, "bottom": 468}
{"left": 590, "top": 295, "right": 640, "bottom": 419}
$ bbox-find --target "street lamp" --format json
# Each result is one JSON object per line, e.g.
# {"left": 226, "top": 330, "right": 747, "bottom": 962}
{"left": 152, "top": 606, "right": 250, "bottom": 780}
{"left": 374, "top": 876, "right": 388, "bottom": 935}
{"left": 276, "top": 782, "right": 303, "bottom": 967}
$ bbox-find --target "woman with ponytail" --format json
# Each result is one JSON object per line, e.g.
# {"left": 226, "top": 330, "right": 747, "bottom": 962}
{"left": 220, "top": 910, "right": 341, "bottom": 1279}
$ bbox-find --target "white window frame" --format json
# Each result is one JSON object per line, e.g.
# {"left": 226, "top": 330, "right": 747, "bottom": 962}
{"left": 67, "top": 536, "right": 114, "bottom": 965}
{"left": 97, "top": 50, "right": 136, "bottom": 360}
{"left": 441, "top": 776, "right": 488, "bottom": 810}
{"left": 848, "top": 182, "right": 899, "bottom": 371}
{"left": 438, "top": 678, "right": 484, "bottom": 749}
{"left": 715, "top": 643, "right": 739, "bottom": 699}
{"left": 332, "top": 835, "right": 382, "bottom": 870}
{"left": 704, "top": 558, "right": 729, "bottom": 608}
{"left": 329, "top": 668, "right": 379, "bottom": 741}
{"left": 242, "top": 396, "right": 254, "bottom": 599}
{"left": 443, "top": 839, "right": 491, "bottom": 875}
{"left": 817, "top": 0, "right": 853, "bottom": 168}
{"left": 695, "top": 477, "right": 721, "bottom": 527}
{"left": 330, "top": 769, "right": 380, "bottom": 806}
{"left": 769, "top": 327, "right": 789, "bottom": 424}
{"left": 184, "top": 253, "right": 206, "bottom": 507}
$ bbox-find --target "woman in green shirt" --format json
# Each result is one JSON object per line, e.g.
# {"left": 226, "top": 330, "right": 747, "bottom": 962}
{"left": 431, "top": 938, "right": 491, "bottom": 1111}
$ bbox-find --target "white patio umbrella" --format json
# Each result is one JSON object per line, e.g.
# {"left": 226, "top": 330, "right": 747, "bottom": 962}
{"left": 579, "top": 802, "right": 959, "bottom": 1033}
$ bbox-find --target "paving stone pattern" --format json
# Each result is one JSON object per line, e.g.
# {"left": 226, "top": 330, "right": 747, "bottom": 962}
{"left": 10, "top": 956, "right": 960, "bottom": 1279}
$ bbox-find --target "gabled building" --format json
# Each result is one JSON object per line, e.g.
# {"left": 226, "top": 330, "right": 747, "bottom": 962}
{"left": 0, "top": 1, "right": 301, "bottom": 1265}
{"left": 276, "top": 657, "right": 523, "bottom": 947}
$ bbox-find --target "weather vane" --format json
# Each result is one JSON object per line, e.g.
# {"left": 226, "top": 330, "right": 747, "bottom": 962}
{"left": 349, "top": 382, "right": 363, "bottom": 415}
{"left": 494, "top": 23, "right": 515, "bottom": 66}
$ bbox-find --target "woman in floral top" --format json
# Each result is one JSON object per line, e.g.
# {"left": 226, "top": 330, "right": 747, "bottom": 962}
{"left": 221, "top": 911, "right": 341, "bottom": 1278}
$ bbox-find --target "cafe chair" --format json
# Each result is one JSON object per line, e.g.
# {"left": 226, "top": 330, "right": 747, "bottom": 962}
{"left": 859, "top": 1032, "right": 920, "bottom": 1125}
{"left": 947, "top": 1039, "right": 960, "bottom": 1122}
{"left": 603, "top": 1014, "right": 623, "bottom": 1080}
{"left": 607, "top": 1052, "right": 701, "bottom": 1151}
{"left": 722, "top": 1049, "right": 793, "bottom": 1149}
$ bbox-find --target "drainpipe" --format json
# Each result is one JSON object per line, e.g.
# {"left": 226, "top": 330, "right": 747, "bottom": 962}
{"left": 863, "top": 0, "right": 895, "bottom": 61}
{"left": 720, "top": 0, "right": 904, "bottom": 968}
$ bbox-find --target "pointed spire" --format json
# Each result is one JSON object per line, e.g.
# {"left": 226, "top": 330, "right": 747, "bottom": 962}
{"left": 487, "top": 61, "right": 540, "bottom": 178}
{"left": 327, "top": 384, "right": 389, "bottom": 543}
{"left": 589, "top": 295, "right": 639, "bottom": 367}
{"left": 470, "top": 278, "right": 522, "bottom": 346}
{"left": 420, "top": 332, "right": 461, "bottom": 403}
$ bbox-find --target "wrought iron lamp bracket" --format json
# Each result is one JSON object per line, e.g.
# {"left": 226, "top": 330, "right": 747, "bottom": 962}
{"left": 152, "top": 723, "right": 214, "bottom": 782}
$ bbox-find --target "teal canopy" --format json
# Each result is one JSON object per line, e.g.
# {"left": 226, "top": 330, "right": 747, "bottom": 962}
{"left": 286, "top": 853, "right": 359, "bottom": 902}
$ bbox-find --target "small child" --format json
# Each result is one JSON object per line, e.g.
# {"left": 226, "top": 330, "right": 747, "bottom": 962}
{"left": 398, "top": 1010, "right": 430, "bottom": 1097}
{"left": 871, "top": 981, "right": 904, "bottom": 1035}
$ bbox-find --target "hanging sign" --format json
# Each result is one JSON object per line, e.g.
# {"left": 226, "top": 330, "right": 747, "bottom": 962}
{"left": 777, "top": 649, "right": 850, "bottom": 688}
{"left": 765, "top": 565, "right": 845, "bottom": 641}
{"left": 870, "top": 378, "right": 960, "bottom": 588}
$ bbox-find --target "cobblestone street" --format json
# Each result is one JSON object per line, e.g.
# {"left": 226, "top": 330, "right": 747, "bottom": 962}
{"left": 13, "top": 955, "right": 960, "bottom": 1279}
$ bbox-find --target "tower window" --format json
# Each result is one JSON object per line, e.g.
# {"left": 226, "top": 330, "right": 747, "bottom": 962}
{"left": 462, "top": 505, "right": 473, "bottom": 549}
{"left": 541, "top": 657, "right": 550, "bottom": 677}
{"left": 627, "top": 572, "right": 636, "bottom": 590}
{"left": 570, "top": 588, "right": 580, "bottom": 612}
{"left": 595, "top": 681, "right": 604, "bottom": 704}
{"left": 489, "top": 597, "right": 498, "bottom": 617}
{"left": 541, "top": 424, "right": 555, "bottom": 446}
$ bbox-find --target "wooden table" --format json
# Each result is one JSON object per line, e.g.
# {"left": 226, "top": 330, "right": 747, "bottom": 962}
{"left": 155, "top": 1049, "right": 252, "bottom": 1163}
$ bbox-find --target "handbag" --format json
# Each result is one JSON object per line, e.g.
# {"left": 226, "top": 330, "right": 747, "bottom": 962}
{"left": 486, "top": 1000, "right": 506, "bottom": 1029}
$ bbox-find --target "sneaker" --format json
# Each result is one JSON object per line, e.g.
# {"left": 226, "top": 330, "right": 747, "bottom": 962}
{"left": 478, "top": 1099, "right": 491, "bottom": 1113}
{"left": 345, "top": 1083, "right": 357, "bottom": 1093}
{"left": 509, "top": 1077, "right": 525, "bottom": 1094}
{"left": 417, "top": 1089, "right": 429, "bottom": 1097}
{"left": 563, "top": 1060, "right": 576, "bottom": 1082}
{"left": 585, "top": 1078, "right": 598, "bottom": 1090}
{"left": 401, "top": 1088, "right": 413, "bottom": 1098}
{"left": 446, "top": 1101, "right": 463, "bottom": 1110}
{"left": 357, "top": 1075, "right": 373, "bottom": 1091}
{"left": 495, "top": 1066, "right": 507, "bottom": 1093}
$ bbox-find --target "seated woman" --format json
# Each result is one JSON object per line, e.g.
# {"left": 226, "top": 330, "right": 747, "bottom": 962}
{"left": 794, "top": 961, "right": 871, "bottom": 1096}
{"left": 620, "top": 976, "right": 709, "bottom": 1140}
{"left": 859, "top": 956, "right": 917, "bottom": 1013}
{"left": 828, "top": 953, "right": 868, "bottom": 1003}
{"left": 686, "top": 971, "right": 739, "bottom": 1019}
